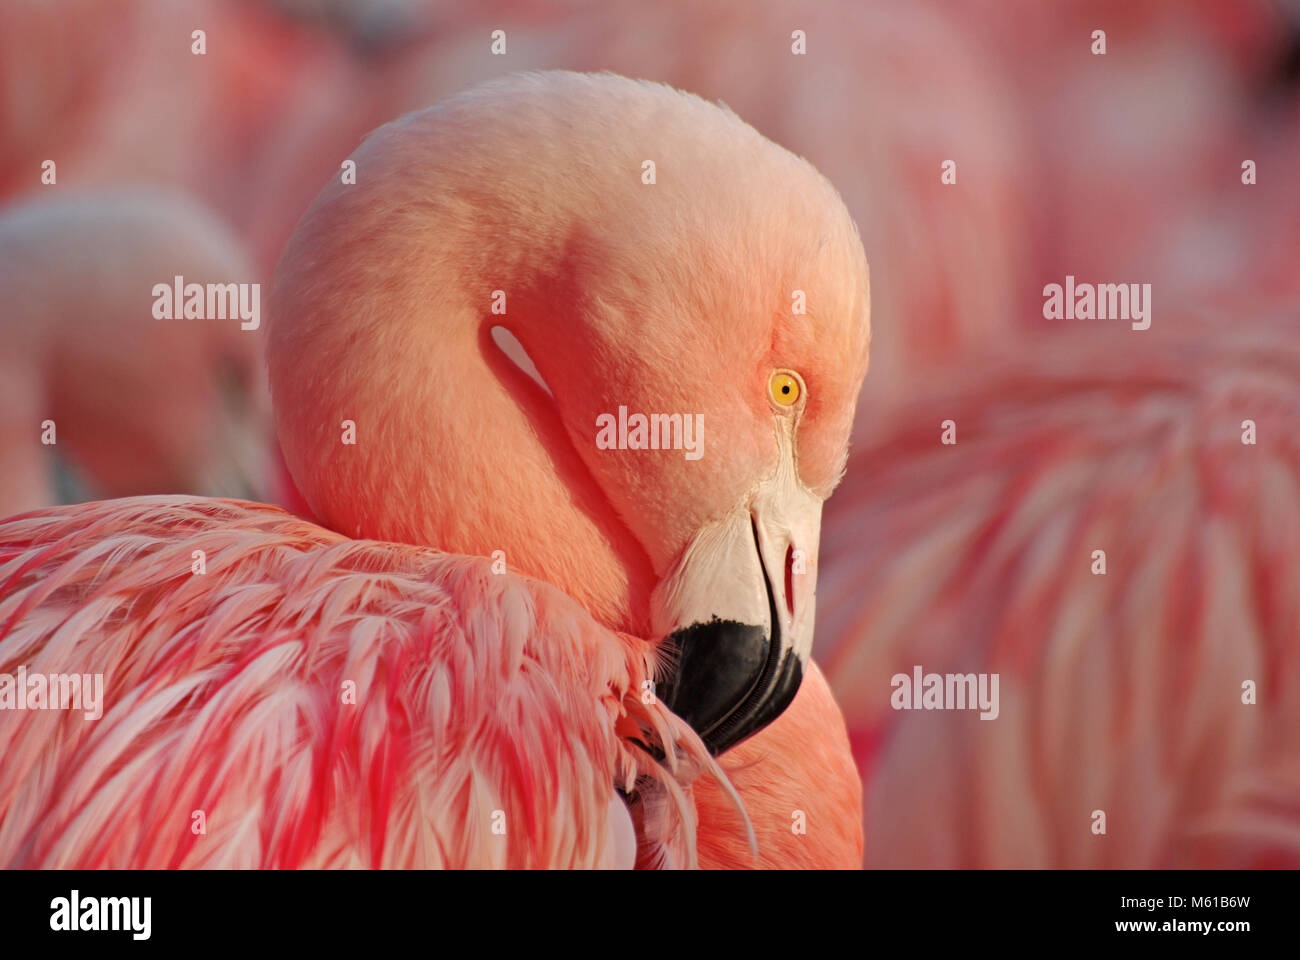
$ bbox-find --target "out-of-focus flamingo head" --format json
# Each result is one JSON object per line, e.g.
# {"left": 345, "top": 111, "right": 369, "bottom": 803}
{"left": 0, "top": 190, "right": 271, "bottom": 509}
{"left": 50, "top": 307, "right": 268, "bottom": 503}
{"left": 269, "top": 71, "right": 870, "bottom": 754}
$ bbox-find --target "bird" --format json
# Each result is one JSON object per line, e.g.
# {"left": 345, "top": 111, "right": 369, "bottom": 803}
{"left": 0, "top": 189, "right": 270, "bottom": 518}
{"left": 0, "top": 0, "right": 370, "bottom": 275}
{"left": 0, "top": 71, "right": 871, "bottom": 868}
{"left": 817, "top": 307, "right": 1300, "bottom": 868}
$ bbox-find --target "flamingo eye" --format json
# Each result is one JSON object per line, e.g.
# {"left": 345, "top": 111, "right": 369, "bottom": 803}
{"left": 769, "top": 371, "right": 802, "bottom": 408}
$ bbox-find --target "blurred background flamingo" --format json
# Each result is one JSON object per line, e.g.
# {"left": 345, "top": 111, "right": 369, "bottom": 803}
{"left": 0, "top": 188, "right": 269, "bottom": 516}
{"left": 819, "top": 305, "right": 1300, "bottom": 867}
{"left": 0, "top": 0, "right": 1297, "bottom": 867}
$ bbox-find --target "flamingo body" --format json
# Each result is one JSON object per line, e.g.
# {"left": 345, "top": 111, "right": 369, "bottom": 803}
{"left": 0, "top": 497, "right": 709, "bottom": 868}
{"left": 820, "top": 311, "right": 1300, "bottom": 867}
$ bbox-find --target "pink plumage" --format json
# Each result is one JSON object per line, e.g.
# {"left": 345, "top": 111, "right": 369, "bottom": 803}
{"left": 0, "top": 496, "right": 717, "bottom": 868}
{"left": 819, "top": 308, "right": 1300, "bottom": 867}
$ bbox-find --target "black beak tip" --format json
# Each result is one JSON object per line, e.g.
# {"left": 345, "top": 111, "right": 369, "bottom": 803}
{"left": 711, "top": 651, "right": 801, "bottom": 755}
{"left": 656, "top": 619, "right": 803, "bottom": 756}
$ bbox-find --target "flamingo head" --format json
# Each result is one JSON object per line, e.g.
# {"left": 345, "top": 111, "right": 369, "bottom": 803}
{"left": 269, "top": 71, "right": 870, "bottom": 755}
{"left": 0, "top": 190, "right": 271, "bottom": 505}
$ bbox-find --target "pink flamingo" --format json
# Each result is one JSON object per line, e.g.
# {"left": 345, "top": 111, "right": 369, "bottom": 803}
{"left": 0, "top": 72, "right": 870, "bottom": 868}
{"left": 0, "top": 189, "right": 269, "bottom": 517}
{"left": 0, "top": 0, "right": 371, "bottom": 275}
{"left": 818, "top": 308, "right": 1300, "bottom": 867}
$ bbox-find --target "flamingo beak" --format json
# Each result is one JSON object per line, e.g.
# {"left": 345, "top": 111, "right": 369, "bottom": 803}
{"left": 651, "top": 424, "right": 821, "bottom": 755}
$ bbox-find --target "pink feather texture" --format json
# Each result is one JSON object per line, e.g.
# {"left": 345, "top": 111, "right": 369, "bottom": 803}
{"left": 0, "top": 496, "right": 730, "bottom": 868}
{"left": 820, "top": 309, "right": 1300, "bottom": 867}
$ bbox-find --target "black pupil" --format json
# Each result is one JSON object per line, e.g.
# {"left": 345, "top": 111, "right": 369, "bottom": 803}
{"left": 781, "top": 385, "right": 790, "bottom": 394}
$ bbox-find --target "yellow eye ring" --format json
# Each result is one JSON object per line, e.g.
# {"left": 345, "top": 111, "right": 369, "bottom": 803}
{"left": 769, "top": 371, "right": 802, "bottom": 407}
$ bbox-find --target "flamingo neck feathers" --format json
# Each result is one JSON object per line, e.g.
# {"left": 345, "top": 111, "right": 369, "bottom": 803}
{"left": 267, "top": 120, "right": 658, "bottom": 636}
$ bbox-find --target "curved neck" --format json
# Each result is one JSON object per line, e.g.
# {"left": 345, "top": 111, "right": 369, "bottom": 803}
{"left": 270, "top": 224, "right": 656, "bottom": 634}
